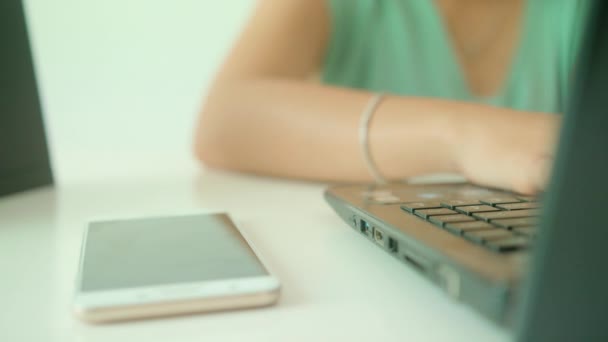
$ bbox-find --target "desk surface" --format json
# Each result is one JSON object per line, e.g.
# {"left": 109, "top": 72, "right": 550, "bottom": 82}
{"left": 0, "top": 169, "right": 510, "bottom": 342}
{"left": 11, "top": 2, "right": 511, "bottom": 340}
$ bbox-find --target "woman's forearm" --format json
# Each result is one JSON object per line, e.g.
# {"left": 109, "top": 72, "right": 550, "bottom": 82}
{"left": 193, "top": 0, "right": 560, "bottom": 193}
{"left": 195, "top": 79, "right": 510, "bottom": 182}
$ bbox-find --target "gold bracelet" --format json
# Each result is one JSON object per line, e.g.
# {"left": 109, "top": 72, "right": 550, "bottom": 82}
{"left": 359, "top": 93, "right": 387, "bottom": 184}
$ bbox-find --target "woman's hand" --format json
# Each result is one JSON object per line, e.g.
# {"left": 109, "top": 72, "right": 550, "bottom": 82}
{"left": 452, "top": 109, "right": 561, "bottom": 195}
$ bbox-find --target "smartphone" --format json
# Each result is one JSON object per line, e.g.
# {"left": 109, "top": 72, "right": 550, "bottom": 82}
{"left": 73, "top": 213, "right": 280, "bottom": 323}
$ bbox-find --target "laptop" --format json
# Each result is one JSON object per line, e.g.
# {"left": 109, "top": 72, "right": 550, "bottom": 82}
{"left": 0, "top": 0, "right": 54, "bottom": 197}
{"left": 326, "top": 2, "right": 608, "bottom": 340}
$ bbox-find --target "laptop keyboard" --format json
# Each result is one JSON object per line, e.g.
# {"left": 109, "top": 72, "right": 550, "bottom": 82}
{"left": 401, "top": 196, "right": 539, "bottom": 253}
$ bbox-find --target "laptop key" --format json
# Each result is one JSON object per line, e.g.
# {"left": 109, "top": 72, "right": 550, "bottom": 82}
{"left": 455, "top": 205, "right": 500, "bottom": 215}
{"left": 415, "top": 208, "right": 458, "bottom": 219}
{"left": 401, "top": 202, "right": 442, "bottom": 213}
{"left": 480, "top": 197, "right": 522, "bottom": 206}
{"left": 440, "top": 199, "right": 481, "bottom": 209}
{"left": 401, "top": 199, "right": 536, "bottom": 253}
{"left": 429, "top": 214, "right": 476, "bottom": 227}
{"left": 464, "top": 229, "right": 515, "bottom": 244}
{"left": 445, "top": 221, "right": 495, "bottom": 235}
{"left": 492, "top": 217, "right": 538, "bottom": 229}
{"left": 486, "top": 236, "right": 530, "bottom": 252}
{"left": 496, "top": 202, "right": 541, "bottom": 210}
{"left": 514, "top": 226, "right": 537, "bottom": 237}
{"left": 473, "top": 209, "right": 540, "bottom": 222}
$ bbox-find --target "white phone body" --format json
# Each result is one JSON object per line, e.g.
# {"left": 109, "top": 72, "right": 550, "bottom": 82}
{"left": 73, "top": 213, "right": 280, "bottom": 323}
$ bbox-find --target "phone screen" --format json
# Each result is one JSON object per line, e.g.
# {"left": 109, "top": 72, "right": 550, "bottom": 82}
{"left": 79, "top": 214, "right": 268, "bottom": 292}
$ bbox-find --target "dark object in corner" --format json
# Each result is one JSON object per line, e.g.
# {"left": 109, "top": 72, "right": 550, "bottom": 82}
{"left": 0, "top": 0, "right": 53, "bottom": 197}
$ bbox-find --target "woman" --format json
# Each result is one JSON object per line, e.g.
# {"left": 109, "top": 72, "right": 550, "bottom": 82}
{"left": 194, "top": 0, "right": 589, "bottom": 194}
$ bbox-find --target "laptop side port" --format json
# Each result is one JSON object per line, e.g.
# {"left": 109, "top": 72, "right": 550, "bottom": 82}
{"left": 359, "top": 219, "right": 372, "bottom": 237}
{"left": 437, "top": 264, "right": 461, "bottom": 299}
{"left": 373, "top": 227, "right": 386, "bottom": 247}
{"left": 402, "top": 250, "right": 431, "bottom": 275}
{"left": 388, "top": 237, "right": 398, "bottom": 253}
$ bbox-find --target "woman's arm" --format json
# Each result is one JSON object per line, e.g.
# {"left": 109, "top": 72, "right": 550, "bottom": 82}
{"left": 195, "top": 0, "right": 559, "bottom": 194}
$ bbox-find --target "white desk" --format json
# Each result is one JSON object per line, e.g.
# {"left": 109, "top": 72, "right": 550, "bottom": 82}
{"left": 0, "top": 169, "right": 510, "bottom": 342}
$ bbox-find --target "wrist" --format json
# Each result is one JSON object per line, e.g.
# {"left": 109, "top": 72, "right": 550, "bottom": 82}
{"left": 432, "top": 106, "right": 463, "bottom": 175}
{"left": 370, "top": 96, "right": 462, "bottom": 179}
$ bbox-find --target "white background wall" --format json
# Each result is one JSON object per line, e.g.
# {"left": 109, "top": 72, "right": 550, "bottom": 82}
{"left": 23, "top": 0, "right": 255, "bottom": 184}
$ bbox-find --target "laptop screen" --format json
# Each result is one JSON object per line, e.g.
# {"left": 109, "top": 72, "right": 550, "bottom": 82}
{"left": 517, "top": 1, "right": 608, "bottom": 341}
{"left": 0, "top": 0, "right": 53, "bottom": 197}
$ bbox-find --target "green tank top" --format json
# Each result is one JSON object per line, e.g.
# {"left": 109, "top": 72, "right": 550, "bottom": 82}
{"left": 322, "top": 0, "right": 590, "bottom": 113}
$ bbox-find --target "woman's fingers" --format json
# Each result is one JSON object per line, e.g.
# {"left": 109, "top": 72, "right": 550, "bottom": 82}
{"left": 528, "top": 155, "right": 554, "bottom": 195}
